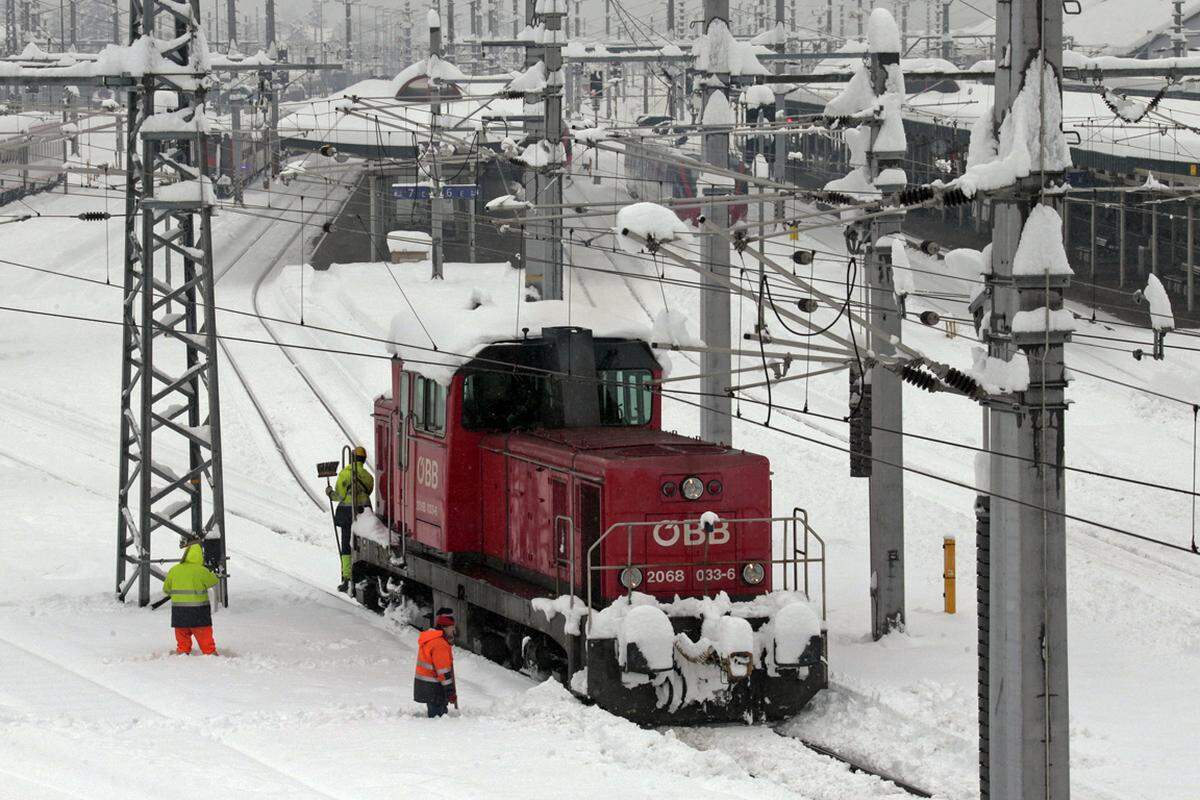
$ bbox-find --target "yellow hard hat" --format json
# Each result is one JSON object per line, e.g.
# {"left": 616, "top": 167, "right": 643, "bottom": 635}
{"left": 353, "top": 446, "right": 367, "bottom": 459}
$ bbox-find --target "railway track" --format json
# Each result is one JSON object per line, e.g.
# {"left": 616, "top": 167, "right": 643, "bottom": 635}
{"left": 211, "top": 165, "right": 360, "bottom": 511}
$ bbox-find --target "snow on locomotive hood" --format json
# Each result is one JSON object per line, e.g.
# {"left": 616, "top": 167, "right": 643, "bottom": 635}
{"left": 287, "top": 260, "right": 690, "bottom": 386}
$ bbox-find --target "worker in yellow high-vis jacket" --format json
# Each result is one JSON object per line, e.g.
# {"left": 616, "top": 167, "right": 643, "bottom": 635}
{"left": 162, "top": 542, "right": 220, "bottom": 655}
{"left": 327, "top": 446, "right": 374, "bottom": 592}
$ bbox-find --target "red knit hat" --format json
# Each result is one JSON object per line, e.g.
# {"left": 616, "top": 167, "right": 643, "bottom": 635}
{"left": 435, "top": 612, "right": 455, "bottom": 629}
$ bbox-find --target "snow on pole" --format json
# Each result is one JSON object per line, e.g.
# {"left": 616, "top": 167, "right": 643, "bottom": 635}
{"left": 1142, "top": 273, "right": 1176, "bottom": 332}
{"left": 867, "top": 7, "right": 901, "bottom": 52}
{"left": 954, "top": 60, "right": 1072, "bottom": 198}
{"left": 1011, "top": 204, "right": 1074, "bottom": 278}
{"left": 889, "top": 238, "right": 915, "bottom": 304}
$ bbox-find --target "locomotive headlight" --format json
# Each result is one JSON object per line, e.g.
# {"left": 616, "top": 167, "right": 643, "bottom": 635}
{"left": 742, "top": 562, "right": 766, "bottom": 585}
{"left": 680, "top": 476, "right": 704, "bottom": 500}
{"left": 619, "top": 567, "right": 644, "bottom": 590}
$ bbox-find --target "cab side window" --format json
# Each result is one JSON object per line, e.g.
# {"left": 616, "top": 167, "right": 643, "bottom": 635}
{"left": 413, "top": 375, "right": 447, "bottom": 437}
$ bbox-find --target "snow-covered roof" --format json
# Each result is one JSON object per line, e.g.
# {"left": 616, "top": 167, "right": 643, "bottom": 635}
{"left": 791, "top": 70, "right": 1200, "bottom": 173}
{"left": 278, "top": 64, "right": 528, "bottom": 152}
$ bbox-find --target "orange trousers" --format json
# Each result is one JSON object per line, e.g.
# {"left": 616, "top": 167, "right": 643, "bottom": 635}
{"left": 174, "top": 626, "right": 217, "bottom": 655}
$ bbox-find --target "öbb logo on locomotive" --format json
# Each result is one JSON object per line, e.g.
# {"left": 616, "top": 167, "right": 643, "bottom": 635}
{"left": 651, "top": 519, "right": 731, "bottom": 548}
{"left": 415, "top": 455, "right": 439, "bottom": 489}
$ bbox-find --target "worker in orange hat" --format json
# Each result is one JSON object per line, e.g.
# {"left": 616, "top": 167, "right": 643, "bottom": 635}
{"left": 414, "top": 610, "right": 457, "bottom": 717}
{"left": 327, "top": 445, "right": 374, "bottom": 592}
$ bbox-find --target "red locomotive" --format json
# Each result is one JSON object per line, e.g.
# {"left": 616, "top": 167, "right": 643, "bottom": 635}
{"left": 353, "top": 325, "right": 827, "bottom": 723}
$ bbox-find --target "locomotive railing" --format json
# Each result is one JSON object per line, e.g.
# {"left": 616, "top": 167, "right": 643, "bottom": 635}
{"left": 583, "top": 510, "right": 826, "bottom": 635}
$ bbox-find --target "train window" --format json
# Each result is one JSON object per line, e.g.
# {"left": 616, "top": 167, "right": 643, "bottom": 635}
{"left": 597, "top": 369, "right": 653, "bottom": 426}
{"left": 461, "top": 370, "right": 555, "bottom": 431}
{"left": 414, "top": 376, "right": 447, "bottom": 437}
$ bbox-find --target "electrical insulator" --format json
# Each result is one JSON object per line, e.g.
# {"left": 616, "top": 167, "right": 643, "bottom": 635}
{"left": 319, "top": 143, "right": 336, "bottom": 157}
{"left": 792, "top": 249, "right": 814, "bottom": 265}
{"left": 919, "top": 310, "right": 941, "bottom": 326}
{"left": 849, "top": 369, "right": 872, "bottom": 478}
{"left": 918, "top": 239, "right": 940, "bottom": 256}
{"left": 897, "top": 185, "right": 934, "bottom": 206}
{"left": 941, "top": 187, "right": 970, "bottom": 207}
{"left": 900, "top": 363, "right": 940, "bottom": 392}
{"left": 797, "top": 297, "right": 820, "bottom": 313}
{"left": 943, "top": 367, "right": 982, "bottom": 397}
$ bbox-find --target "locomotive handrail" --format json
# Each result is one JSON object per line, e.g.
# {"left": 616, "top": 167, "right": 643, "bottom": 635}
{"left": 584, "top": 512, "right": 826, "bottom": 634}
{"left": 552, "top": 514, "right": 576, "bottom": 610}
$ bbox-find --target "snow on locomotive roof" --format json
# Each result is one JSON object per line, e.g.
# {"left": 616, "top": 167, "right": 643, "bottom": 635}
{"left": 299, "top": 260, "right": 655, "bottom": 386}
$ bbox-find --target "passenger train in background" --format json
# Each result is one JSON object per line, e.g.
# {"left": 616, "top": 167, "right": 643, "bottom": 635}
{"left": 622, "top": 124, "right": 751, "bottom": 226}
{"left": 0, "top": 112, "right": 69, "bottom": 200}
{"left": 346, "top": 325, "right": 828, "bottom": 724}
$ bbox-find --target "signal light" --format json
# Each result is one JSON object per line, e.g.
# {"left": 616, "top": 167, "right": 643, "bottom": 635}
{"left": 661, "top": 481, "right": 677, "bottom": 497}
{"left": 619, "top": 567, "right": 643, "bottom": 590}
{"left": 792, "top": 249, "right": 814, "bottom": 265}
{"left": 742, "top": 563, "right": 765, "bottom": 585}
{"left": 706, "top": 479, "right": 723, "bottom": 495}
{"left": 919, "top": 310, "right": 941, "bottom": 326}
{"left": 797, "top": 297, "right": 819, "bottom": 313}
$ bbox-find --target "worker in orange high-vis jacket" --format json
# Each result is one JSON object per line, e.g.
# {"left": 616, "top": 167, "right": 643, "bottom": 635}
{"left": 414, "top": 610, "right": 457, "bottom": 717}
{"left": 162, "top": 542, "right": 220, "bottom": 655}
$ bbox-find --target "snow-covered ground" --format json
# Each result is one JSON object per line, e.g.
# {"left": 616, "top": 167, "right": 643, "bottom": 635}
{"left": 2, "top": 113, "right": 1200, "bottom": 799}
{"left": 0, "top": 161, "right": 917, "bottom": 799}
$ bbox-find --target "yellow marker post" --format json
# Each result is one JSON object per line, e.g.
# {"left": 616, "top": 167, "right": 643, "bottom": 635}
{"left": 943, "top": 537, "right": 956, "bottom": 614}
{"left": 788, "top": 224, "right": 798, "bottom": 241}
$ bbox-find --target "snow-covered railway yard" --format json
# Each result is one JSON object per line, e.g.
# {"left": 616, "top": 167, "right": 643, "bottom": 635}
{"left": 2, "top": 141, "right": 1199, "bottom": 797}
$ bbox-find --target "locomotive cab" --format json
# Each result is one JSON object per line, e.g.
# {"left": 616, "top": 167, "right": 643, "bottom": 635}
{"left": 361, "top": 325, "right": 827, "bottom": 724}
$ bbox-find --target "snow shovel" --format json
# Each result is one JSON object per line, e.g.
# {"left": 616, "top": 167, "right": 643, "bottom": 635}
{"left": 316, "top": 459, "right": 341, "bottom": 553}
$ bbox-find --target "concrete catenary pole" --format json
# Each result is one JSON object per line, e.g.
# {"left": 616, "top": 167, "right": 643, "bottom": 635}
{"left": 772, "top": 0, "right": 786, "bottom": 181}
{"left": 1173, "top": 0, "right": 1187, "bottom": 57}
{"left": 981, "top": 0, "right": 1071, "bottom": 794}
{"left": 430, "top": 8, "right": 445, "bottom": 279}
{"left": 226, "top": 0, "right": 236, "bottom": 47}
{"left": 264, "top": 0, "right": 274, "bottom": 45}
{"left": 940, "top": 0, "right": 951, "bottom": 59}
{"left": 864, "top": 9, "right": 906, "bottom": 641}
{"left": 700, "top": 0, "right": 733, "bottom": 446}
{"left": 525, "top": 0, "right": 564, "bottom": 299}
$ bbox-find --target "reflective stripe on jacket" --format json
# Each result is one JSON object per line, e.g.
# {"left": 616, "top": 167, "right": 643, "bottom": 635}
{"left": 162, "top": 543, "right": 219, "bottom": 628}
{"left": 413, "top": 628, "right": 454, "bottom": 704}
{"left": 334, "top": 463, "right": 374, "bottom": 509}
